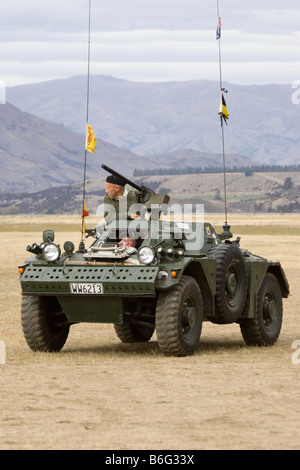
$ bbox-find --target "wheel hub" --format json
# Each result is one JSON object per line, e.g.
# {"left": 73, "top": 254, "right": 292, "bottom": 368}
{"left": 263, "top": 298, "right": 277, "bottom": 320}
{"left": 187, "top": 306, "right": 196, "bottom": 328}
{"left": 182, "top": 305, "right": 196, "bottom": 329}
{"left": 226, "top": 272, "right": 237, "bottom": 296}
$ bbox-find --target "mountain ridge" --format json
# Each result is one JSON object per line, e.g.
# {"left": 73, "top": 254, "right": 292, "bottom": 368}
{"left": 7, "top": 75, "right": 300, "bottom": 164}
{"left": 1, "top": 170, "right": 299, "bottom": 215}
{"left": 0, "top": 102, "right": 258, "bottom": 194}
{"left": 0, "top": 102, "right": 153, "bottom": 193}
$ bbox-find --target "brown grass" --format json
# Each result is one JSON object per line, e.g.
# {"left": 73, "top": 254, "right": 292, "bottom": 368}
{"left": 0, "top": 214, "right": 299, "bottom": 450}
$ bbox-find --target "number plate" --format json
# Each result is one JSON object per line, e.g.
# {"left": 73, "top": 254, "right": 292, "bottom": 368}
{"left": 70, "top": 283, "right": 103, "bottom": 294}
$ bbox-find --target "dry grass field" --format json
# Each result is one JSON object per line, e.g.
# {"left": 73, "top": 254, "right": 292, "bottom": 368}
{"left": 0, "top": 213, "right": 299, "bottom": 450}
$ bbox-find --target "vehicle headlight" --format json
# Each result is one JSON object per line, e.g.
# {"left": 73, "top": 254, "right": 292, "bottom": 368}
{"left": 138, "top": 246, "right": 155, "bottom": 265}
{"left": 43, "top": 243, "right": 61, "bottom": 262}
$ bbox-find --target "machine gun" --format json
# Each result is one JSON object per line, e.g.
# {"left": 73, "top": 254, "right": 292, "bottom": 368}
{"left": 101, "top": 164, "right": 170, "bottom": 207}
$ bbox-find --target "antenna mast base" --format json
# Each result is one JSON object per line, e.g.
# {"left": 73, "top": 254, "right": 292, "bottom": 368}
{"left": 77, "top": 241, "right": 85, "bottom": 253}
{"left": 219, "top": 223, "right": 233, "bottom": 241}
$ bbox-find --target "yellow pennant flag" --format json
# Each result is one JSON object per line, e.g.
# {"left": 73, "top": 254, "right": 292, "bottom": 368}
{"left": 86, "top": 123, "right": 97, "bottom": 153}
{"left": 81, "top": 200, "right": 89, "bottom": 218}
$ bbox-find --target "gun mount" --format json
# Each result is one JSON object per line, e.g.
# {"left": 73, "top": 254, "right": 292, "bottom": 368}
{"left": 101, "top": 164, "right": 170, "bottom": 210}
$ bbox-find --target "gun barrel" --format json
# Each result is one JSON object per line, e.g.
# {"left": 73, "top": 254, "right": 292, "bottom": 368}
{"left": 101, "top": 164, "right": 142, "bottom": 191}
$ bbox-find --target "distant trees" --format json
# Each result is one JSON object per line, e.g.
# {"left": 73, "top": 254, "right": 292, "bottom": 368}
{"left": 0, "top": 204, "right": 20, "bottom": 215}
{"left": 134, "top": 164, "right": 300, "bottom": 177}
{"left": 214, "top": 189, "right": 222, "bottom": 200}
{"left": 244, "top": 168, "right": 253, "bottom": 176}
{"left": 283, "top": 177, "right": 294, "bottom": 190}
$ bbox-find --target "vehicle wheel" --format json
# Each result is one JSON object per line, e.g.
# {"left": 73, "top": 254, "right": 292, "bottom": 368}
{"left": 21, "top": 295, "right": 69, "bottom": 352}
{"left": 240, "top": 273, "right": 282, "bottom": 346}
{"left": 114, "top": 323, "right": 155, "bottom": 343}
{"left": 155, "top": 275, "right": 203, "bottom": 356}
{"left": 208, "top": 244, "right": 247, "bottom": 323}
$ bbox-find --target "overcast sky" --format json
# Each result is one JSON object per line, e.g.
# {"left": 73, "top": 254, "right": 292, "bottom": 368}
{"left": 1, "top": 0, "right": 300, "bottom": 87}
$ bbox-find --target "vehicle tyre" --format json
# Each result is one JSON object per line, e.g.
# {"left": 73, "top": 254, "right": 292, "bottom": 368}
{"left": 155, "top": 275, "right": 203, "bottom": 356}
{"left": 21, "top": 295, "right": 69, "bottom": 352}
{"left": 240, "top": 273, "right": 282, "bottom": 346}
{"left": 114, "top": 323, "right": 155, "bottom": 343}
{"left": 208, "top": 244, "right": 247, "bottom": 323}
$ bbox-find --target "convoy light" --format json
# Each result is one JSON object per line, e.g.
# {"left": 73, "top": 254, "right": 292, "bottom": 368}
{"left": 43, "top": 243, "right": 61, "bottom": 262}
{"left": 138, "top": 246, "right": 155, "bottom": 265}
{"left": 174, "top": 248, "right": 184, "bottom": 259}
{"left": 157, "top": 246, "right": 165, "bottom": 256}
{"left": 167, "top": 247, "right": 174, "bottom": 256}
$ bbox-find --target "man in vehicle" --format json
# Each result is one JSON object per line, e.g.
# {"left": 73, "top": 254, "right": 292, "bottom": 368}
{"left": 104, "top": 174, "right": 140, "bottom": 246}
{"left": 104, "top": 174, "right": 140, "bottom": 223}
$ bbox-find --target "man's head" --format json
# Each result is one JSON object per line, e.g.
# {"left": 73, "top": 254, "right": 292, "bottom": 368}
{"left": 105, "top": 175, "right": 126, "bottom": 199}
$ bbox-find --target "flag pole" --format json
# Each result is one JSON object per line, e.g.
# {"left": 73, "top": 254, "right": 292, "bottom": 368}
{"left": 79, "top": 0, "right": 92, "bottom": 251}
{"left": 216, "top": 0, "right": 231, "bottom": 236}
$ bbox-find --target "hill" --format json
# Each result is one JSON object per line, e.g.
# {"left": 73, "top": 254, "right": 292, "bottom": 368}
{"left": 1, "top": 171, "right": 299, "bottom": 215}
{"left": 0, "top": 103, "right": 257, "bottom": 194}
{"left": 7, "top": 75, "right": 300, "bottom": 165}
{"left": 0, "top": 103, "right": 151, "bottom": 194}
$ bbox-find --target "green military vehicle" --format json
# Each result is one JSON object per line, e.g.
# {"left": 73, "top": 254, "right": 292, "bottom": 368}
{"left": 19, "top": 166, "right": 289, "bottom": 356}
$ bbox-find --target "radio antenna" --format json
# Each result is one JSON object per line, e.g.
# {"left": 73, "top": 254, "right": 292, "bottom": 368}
{"left": 216, "top": 0, "right": 232, "bottom": 238}
{"left": 78, "top": 0, "right": 96, "bottom": 251}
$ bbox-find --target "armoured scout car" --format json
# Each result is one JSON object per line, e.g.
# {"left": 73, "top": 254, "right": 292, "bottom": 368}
{"left": 19, "top": 166, "right": 289, "bottom": 356}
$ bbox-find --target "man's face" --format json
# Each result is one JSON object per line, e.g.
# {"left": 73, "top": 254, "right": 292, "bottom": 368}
{"left": 105, "top": 182, "right": 121, "bottom": 199}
